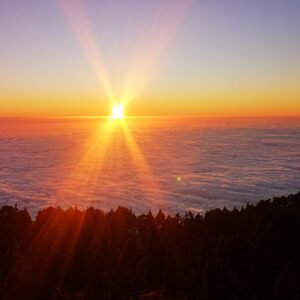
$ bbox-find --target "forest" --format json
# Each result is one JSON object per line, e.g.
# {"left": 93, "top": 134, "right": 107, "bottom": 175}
{"left": 0, "top": 192, "right": 300, "bottom": 299}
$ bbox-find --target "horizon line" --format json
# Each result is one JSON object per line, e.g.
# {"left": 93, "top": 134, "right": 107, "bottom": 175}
{"left": 1, "top": 114, "right": 300, "bottom": 120}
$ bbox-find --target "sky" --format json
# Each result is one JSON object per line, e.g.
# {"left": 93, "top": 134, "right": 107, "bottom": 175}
{"left": 0, "top": 0, "right": 299, "bottom": 117}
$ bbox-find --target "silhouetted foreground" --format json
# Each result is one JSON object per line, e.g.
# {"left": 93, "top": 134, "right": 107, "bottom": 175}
{"left": 1, "top": 193, "right": 300, "bottom": 299}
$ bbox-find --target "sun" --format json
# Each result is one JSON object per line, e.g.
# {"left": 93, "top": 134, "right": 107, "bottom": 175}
{"left": 112, "top": 104, "right": 124, "bottom": 119}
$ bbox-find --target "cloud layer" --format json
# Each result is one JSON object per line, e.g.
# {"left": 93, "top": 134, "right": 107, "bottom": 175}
{"left": 0, "top": 118, "right": 299, "bottom": 216}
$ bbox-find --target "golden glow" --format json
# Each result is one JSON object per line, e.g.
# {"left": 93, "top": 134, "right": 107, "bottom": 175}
{"left": 1, "top": 1, "right": 299, "bottom": 117}
{"left": 52, "top": 116, "right": 166, "bottom": 213}
{"left": 112, "top": 104, "right": 124, "bottom": 119}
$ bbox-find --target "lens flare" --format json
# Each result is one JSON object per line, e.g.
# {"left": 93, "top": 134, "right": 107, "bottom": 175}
{"left": 58, "top": 0, "right": 116, "bottom": 104}
{"left": 58, "top": 0, "right": 191, "bottom": 109}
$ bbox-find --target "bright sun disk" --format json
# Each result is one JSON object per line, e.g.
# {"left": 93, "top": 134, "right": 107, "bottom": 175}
{"left": 112, "top": 104, "right": 124, "bottom": 119}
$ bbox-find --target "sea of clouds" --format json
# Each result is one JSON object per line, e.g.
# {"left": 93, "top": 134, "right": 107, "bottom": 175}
{"left": 0, "top": 118, "right": 299, "bottom": 216}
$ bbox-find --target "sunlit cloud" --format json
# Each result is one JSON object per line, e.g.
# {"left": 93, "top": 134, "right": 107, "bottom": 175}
{"left": 52, "top": 119, "right": 115, "bottom": 204}
{"left": 120, "top": 120, "right": 166, "bottom": 211}
{"left": 51, "top": 117, "right": 167, "bottom": 212}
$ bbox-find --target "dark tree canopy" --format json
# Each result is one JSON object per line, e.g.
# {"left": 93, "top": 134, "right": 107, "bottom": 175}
{"left": 0, "top": 192, "right": 300, "bottom": 299}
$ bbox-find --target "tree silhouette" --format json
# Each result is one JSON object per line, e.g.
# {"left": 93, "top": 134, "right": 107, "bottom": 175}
{"left": 0, "top": 192, "right": 299, "bottom": 299}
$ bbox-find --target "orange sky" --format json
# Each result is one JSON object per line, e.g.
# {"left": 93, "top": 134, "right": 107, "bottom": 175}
{"left": 1, "top": 88, "right": 299, "bottom": 117}
{"left": 0, "top": 0, "right": 299, "bottom": 117}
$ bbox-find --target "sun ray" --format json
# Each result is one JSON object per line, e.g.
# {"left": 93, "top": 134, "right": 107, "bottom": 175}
{"left": 26, "top": 207, "right": 87, "bottom": 288}
{"left": 120, "top": 120, "right": 167, "bottom": 212}
{"left": 122, "top": 0, "right": 192, "bottom": 105}
{"left": 51, "top": 119, "right": 114, "bottom": 207}
{"left": 52, "top": 0, "right": 192, "bottom": 215}
{"left": 58, "top": 0, "right": 116, "bottom": 104}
